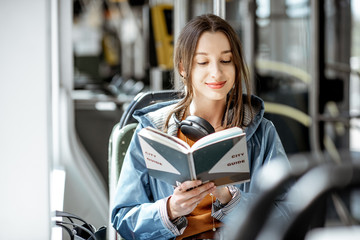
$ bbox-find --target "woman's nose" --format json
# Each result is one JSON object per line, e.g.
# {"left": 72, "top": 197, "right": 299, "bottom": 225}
{"left": 210, "top": 62, "right": 221, "bottom": 79}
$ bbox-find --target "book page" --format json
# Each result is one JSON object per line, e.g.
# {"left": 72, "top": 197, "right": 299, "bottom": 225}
{"left": 138, "top": 129, "right": 192, "bottom": 186}
{"left": 207, "top": 137, "right": 249, "bottom": 173}
{"left": 139, "top": 137, "right": 181, "bottom": 175}
{"left": 192, "top": 133, "right": 250, "bottom": 187}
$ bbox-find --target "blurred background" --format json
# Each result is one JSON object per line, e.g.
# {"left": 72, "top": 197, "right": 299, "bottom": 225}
{"left": 0, "top": 0, "right": 359, "bottom": 239}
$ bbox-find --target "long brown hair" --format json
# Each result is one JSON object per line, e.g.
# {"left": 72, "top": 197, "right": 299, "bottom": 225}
{"left": 165, "top": 14, "right": 253, "bottom": 130}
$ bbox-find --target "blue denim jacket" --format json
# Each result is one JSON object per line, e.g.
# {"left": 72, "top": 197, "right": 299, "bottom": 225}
{"left": 111, "top": 95, "right": 291, "bottom": 239}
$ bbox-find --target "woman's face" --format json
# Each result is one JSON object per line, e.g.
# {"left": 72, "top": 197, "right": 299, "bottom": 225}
{"left": 189, "top": 31, "right": 235, "bottom": 102}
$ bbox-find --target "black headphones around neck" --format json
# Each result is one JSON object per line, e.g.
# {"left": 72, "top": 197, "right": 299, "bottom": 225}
{"left": 174, "top": 115, "right": 215, "bottom": 141}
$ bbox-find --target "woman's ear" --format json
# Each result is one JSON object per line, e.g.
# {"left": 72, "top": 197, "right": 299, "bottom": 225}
{"left": 178, "top": 62, "right": 186, "bottom": 78}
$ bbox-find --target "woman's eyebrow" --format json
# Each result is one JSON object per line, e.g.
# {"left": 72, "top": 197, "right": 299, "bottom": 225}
{"left": 222, "top": 50, "right": 232, "bottom": 54}
{"left": 194, "top": 50, "right": 232, "bottom": 56}
{"left": 194, "top": 52, "right": 207, "bottom": 56}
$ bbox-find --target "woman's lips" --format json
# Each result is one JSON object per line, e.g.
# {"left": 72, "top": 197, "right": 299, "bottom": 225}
{"left": 206, "top": 81, "right": 226, "bottom": 89}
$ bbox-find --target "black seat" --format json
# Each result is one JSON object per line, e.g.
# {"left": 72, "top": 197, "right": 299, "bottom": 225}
{"left": 223, "top": 155, "right": 360, "bottom": 240}
{"left": 258, "top": 160, "right": 360, "bottom": 240}
{"left": 118, "top": 90, "right": 182, "bottom": 128}
{"left": 223, "top": 156, "right": 319, "bottom": 240}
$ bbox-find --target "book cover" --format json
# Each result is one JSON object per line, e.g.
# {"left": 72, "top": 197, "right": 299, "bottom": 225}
{"left": 138, "top": 126, "right": 250, "bottom": 187}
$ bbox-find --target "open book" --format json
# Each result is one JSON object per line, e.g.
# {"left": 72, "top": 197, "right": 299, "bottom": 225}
{"left": 138, "top": 126, "right": 250, "bottom": 187}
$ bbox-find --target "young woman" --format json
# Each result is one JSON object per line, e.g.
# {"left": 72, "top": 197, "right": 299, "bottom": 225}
{"left": 111, "top": 14, "right": 290, "bottom": 239}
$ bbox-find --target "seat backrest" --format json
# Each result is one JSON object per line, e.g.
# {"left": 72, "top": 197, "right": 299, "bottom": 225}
{"left": 108, "top": 122, "right": 138, "bottom": 197}
{"left": 119, "top": 90, "right": 182, "bottom": 128}
{"left": 108, "top": 122, "right": 137, "bottom": 240}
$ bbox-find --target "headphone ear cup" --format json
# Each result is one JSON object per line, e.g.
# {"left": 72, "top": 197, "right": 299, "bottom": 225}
{"left": 180, "top": 116, "right": 215, "bottom": 141}
{"left": 185, "top": 116, "right": 215, "bottom": 134}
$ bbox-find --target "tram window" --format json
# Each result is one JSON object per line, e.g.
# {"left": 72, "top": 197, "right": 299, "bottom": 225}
{"left": 254, "top": 0, "right": 311, "bottom": 154}
{"left": 350, "top": 0, "right": 360, "bottom": 151}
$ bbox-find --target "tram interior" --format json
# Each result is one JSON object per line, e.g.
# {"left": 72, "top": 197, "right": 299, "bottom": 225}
{"left": 1, "top": 0, "right": 360, "bottom": 239}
